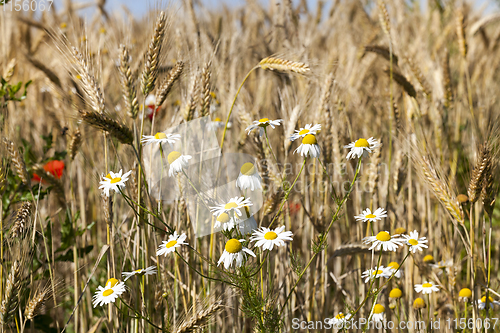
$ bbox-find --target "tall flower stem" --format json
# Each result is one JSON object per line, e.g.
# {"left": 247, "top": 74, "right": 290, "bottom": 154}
{"left": 280, "top": 157, "right": 362, "bottom": 316}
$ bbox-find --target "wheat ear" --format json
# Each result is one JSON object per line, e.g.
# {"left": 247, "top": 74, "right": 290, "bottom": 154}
{"left": 155, "top": 61, "right": 184, "bottom": 109}
{"left": 259, "top": 57, "right": 310, "bottom": 74}
{"left": 118, "top": 44, "right": 139, "bottom": 119}
{"left": 468, "top": 143, "right": 491, "bottom": 203}
{"left": 4, "top": 139, "right": 30, "bottom": 186}
{"left": 79, "top": 110, "right": 133, "bottom": 145}
{"left": 68, "top": 129, "right": 82, "bottom": 160}
{"left": 0, "top": 260, "right": 22, "bottom": 327}
{"left": 141, "top": 11, "right": 167, "bottom": 96}
{"left": 456, "top": 8, "right": 468, "bottom": 58}
{"left": 385, "top": 69, "right": 416, "bottom": 98}
{"left": 200, "top": 62, "right": 212, "bottom": 117}
{"left": 3, "top": 58, "right": 16, "bottom": 82}
{"left": 174, "top": 301, "right": 222, "bottom": 333}
{"left": 25, "top": 287, "right": 51, "bottom": 320}
{"left": 11, "top": 202, "right": 32, "bottom": 239}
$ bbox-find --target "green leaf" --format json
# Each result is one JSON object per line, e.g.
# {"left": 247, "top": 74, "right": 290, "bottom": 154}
{"left": 41, "top": 134, "right": 53, "bottom": 154}
{"left": 55, "top": 245, "right": 94, "bottom": 262}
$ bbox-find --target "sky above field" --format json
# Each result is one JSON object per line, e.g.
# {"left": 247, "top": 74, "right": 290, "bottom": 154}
{"left": 52, "top": 0, "right": 499, "bottom": 18}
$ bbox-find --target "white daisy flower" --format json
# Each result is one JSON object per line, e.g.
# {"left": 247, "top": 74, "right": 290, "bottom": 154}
{"left": 99, "top": 169, "right": 132, "bottom": 197}
{"left": 414, "top": 281, "right": 440, "bottom": 294}
{"left": 236, "top": 163, "right": 262, "bottom": 191}
{"left": 167, "top": 151, "right": 192, "bottom": 177}
{"left": 294, "top": 134, "right": 320, "bottom": 158}
{"left": 430, "top": 259, "right": 453, "bottom": 269}
{"left": 371, "top": 304, "right": 385, "bottom": 322}
{"left": 246, "top": 118, "right": 283, "bottom": 135}
{"left": 361, "top": 266, "right": 389, "bottom": 283}
{"left": 354, "top": 208, "right": 387, "bottom": 223}
{"left": 363, "top": 231, "right": 404, "bottom": 252}
{"left": 251, "top": 226, "right": 293, "bottom": 251}
{"left": 210, "top": 197, "right": 253, "bottom": 218}
{"left": 217, "top": 238, "right": 256, "bottom": 269}
{"left": 156, "top": 231, "right": 188, "bottom": 256}
{"left": 477, "top": 296, "right": 500, "bottom": 310}
{"left": 214, "top": 213, "right": 236, "bottom": 231}
{"left": 122, "top": 266, "right": 157, "bottom": 281}
{"left": 290, "top": 123, "right": 321, "bottom": 141}
{"left": 141, "top": 132, "right": 181, "bottom": 146}
{"left": 329, "top": 312, "right": 352, "bottom": 328}
{"left": 386, "top": 262, "right": 403, "bottom": 278}
{"left": 92, "top": 278, "right": 126, "bottom": 307}
{"left": 402, "top": 230, "right": 428, "bottom": 253}
{"left": 344, "top": 137, "right": 380, "bottom": 159}
{"left": 145, "top": 94, "right": 156, "bottom": 107}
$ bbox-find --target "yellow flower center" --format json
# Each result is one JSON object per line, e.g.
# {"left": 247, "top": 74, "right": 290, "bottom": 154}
{"left": 264, "top": 231, "right": 278, "bottom": 240}
{"left": 394, "top": 227, "right": 406, "bottom": 234}
{"left": 168, "top": 151, "right": 182, "bottom": 164}
{"left": 389, "top": 288, "right": 402, "bottom": 299}
{"left": 373, "top": 304, "right": 385, "bottom": 314}
{"left": 388, "top": 262, "right": 399, "bottom": 270}
{"left": 259, "top": 118, "right": 269, "bottom": 123}
{"left": 413, "top": 298, "right": 426, "bottom": 309}
{"left": 354, "top": 138, "right": 370, "bottom": 148}
{"left": 375, "top": 231, "right": 391, "bottom": 242}
{"left": 298, "top": 129, "right": 309, "bottom": 135}
{"left": 408, "top": 239, "right": 419, "bottom": 246}
{"left": 240, "top": 163, "right": 256, "bottom": 176}
{"left": 60, "top": 22, "right": 67, "bottom": 28}
{"left": 423, "top": 255, "right": 434, "bottom": 262}
{"left": 103, "top": 289, "right": 114, "bottom": 296}
{"left": 422, "top": 283, "right": 433, "bottom": 288}
{"left": 225, "top": 239, "right": 242, "bottom": 253}
{"left": 224, "top": 202, "right": 238, "bottom": 210}
{"left": 105, "top": 173, "right": 112, "bottom": 179}
{"left": 135, "top": 269, "right": 143, "bottom": 273}
{"left": 335, "top": 313, "right": 345, "bottom": 319}
{"left": 110, "top": 177, "right": 121, "bottom": 184}
{"left": 154, "top": 132, "right": 167, "bottom": 140}
{"left": 481, "top": 296, "right": 494, "bottom": 303}
{"left": 365, "top": 214, "right": 376, "bottom": 219}
{"left": 372, "top": 270, "right": 383, "bottom": 275}
{"left": 106, "top": 278, "right": 119, "bottom": 288}
{"left": 215, "top": 117, "right": 222, "bottom": 122}
{"left": 302, "top": 134, "right": 317, "bottom": 145}
{"left": 165, "top": 240, "right": 177, "bottom": 248}
{"left": 459, "top": 288, "right": 472, "bottom": 298}
{"left": 217, "top": 213, "right": 230, "bottom": 223}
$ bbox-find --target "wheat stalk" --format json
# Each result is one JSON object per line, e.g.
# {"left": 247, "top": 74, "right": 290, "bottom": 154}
{"left": 118, "top": 44, "right": 139, "bottom": 119}
{"left": 141, "top": 11, "right": 167, "bottom": 96}
{"left": 259, "top": 57, "right": 310, "bottom": 74}
{"left": 79, "top": 110, "right": 133, "bottom": 145}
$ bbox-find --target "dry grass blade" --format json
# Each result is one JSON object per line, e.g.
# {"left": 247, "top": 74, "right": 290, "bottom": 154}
{"left": 141, "top": 11, "right": 167, "bottom": 96}
{"left": 259, "top": 57, "right": 310, "bottom": 74}
{"left": 79, "top": 110, "right": 133, "bottom": 145}
{"left": 155, "top": 60, "right": 184, "bottom": 109}
{"left": 118, "top": 44, "right": 139, "bottom": 119}
{"left": 24, "top": 53, "right": 61, "bottom": 88}
{"left": 4, "top": 139, "right": 30, "bottom": 186}
{"left": 11, "top": 202, "right": 32, "bottom": 239}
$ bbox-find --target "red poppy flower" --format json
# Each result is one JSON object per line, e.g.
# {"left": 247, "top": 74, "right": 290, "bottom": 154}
{"left": 146, "top": 105, "right": 159, "bottom": 121}
{"left": 32, "top": 160, "right": 65, "bottom": 182}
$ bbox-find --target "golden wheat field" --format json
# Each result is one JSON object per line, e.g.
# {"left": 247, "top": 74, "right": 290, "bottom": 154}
{"left": 1, "top": 0, "right": 500, "bottom": 332}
